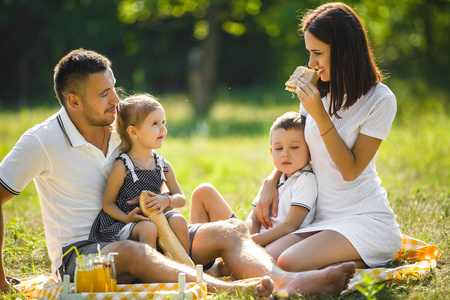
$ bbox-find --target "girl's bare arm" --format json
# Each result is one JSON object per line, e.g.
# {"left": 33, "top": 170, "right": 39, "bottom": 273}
{"left": 161, "top": 160, "right": 186, "bottom": 208}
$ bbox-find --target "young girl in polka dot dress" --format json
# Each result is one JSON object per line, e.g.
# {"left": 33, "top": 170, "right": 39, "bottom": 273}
{"left": 89, "top": 94, "right": 190, "bottom": 254}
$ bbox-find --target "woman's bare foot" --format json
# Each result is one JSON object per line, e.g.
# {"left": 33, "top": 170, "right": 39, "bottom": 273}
{"left": 273, "top": 262, "right": 356, "bottom": 297}
{"left": 343, "top": 265, "right": 355, "bottom": 290}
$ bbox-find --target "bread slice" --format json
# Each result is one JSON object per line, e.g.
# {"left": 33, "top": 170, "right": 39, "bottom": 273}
{"left": 139, "top": 191, "right": 195, "bottom": 267}
{"left": 285, "top": 66, "right": 320, "bottom": 92}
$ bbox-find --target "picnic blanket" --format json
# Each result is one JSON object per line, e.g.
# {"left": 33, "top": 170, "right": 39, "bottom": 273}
{"left": 12, "top": 235, "right": 442, "bottom": 299}
{"left": 14, "top": 276, "right": 208, "bottom": 300}
{"left": 343, "top": 234, "right": 443, "bottom": 295}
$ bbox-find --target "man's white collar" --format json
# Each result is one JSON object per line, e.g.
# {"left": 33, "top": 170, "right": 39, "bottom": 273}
{"left": 57, "top": 107, "right": 121, "bottom": 149}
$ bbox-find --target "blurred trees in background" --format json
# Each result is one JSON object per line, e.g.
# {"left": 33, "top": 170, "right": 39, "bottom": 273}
{"left": 0, "top": 0, "right": 449, "bottom": 113}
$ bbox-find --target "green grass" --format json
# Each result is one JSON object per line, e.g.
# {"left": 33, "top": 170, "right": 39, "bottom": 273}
{"left": 1, "top": 82, "right": 449, "bottom": 299}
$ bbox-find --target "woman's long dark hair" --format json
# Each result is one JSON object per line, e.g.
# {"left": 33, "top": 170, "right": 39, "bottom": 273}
{"left": 300, "top": 2, "right": 384, "bottom": 118}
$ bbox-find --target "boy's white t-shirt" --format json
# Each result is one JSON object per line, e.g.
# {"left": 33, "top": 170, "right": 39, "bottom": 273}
{"left": 253, "top": 164, "right": 318, "bottom": 233}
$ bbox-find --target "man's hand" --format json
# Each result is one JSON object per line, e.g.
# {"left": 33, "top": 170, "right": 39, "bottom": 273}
{"left": 1, "top": 188, "right": 19, "bottom": 294}
{"left": 127, "top": 197, "right": 139, "bottom": 206}
{"left": 0, "top": 277, "right": 18, "bottom": 295}
{"left": 0, "top": 280, "right": 11, "bottom": 294}
{"left": 124, "top": 207, "right": 149, "bottom": 223}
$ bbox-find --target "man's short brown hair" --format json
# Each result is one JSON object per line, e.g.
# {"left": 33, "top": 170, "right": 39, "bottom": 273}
{"left": 53, "top": 49, "right": 111, "bottom": 107}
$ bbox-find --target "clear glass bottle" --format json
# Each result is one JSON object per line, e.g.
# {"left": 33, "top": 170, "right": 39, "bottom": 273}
{"left": 75, "top": 256, "right": 93, "bottom": 293}
{"left": 105, "top": 252, "right": 118, "bottom": 292}
{"left": 92, "top": 254, "right": 108, "bottom": 292}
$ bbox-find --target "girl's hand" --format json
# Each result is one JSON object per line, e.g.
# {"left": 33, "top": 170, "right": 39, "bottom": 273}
{"left": 143, "top": 191, "right": 170, "bottom": 214}
{"left": 296, "top": 78, "right": 327, "bottom": 121}
{"left": 124, "top": 207, "right": 149, "bottom": 223}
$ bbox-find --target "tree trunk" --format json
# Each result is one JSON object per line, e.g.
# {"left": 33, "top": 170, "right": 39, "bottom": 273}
{"left": 188, "top": 5, "right": 219, "bottom": 116}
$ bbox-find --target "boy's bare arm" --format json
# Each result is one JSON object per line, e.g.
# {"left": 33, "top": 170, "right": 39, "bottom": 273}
{"left": 251, "top": 206, "right": 309, "bottom": 247}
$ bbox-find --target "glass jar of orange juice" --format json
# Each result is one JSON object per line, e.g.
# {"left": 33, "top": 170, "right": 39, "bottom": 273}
{"left": 105, "top": 252, "right": 118, "bottom": 292}
{"left": 75, "top": 256, "right": 93, "bottom": 293}
{"left": 92, "top": 255, "right": 108, "bottom": 292}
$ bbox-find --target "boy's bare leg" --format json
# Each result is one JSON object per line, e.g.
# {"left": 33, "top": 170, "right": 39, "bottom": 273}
{"left": 190, "top": 218, "right": 356, "bottom": 297}
{"left": 190, "top": 183, "right": 234, "bottom": 224}
{"left": 101, "top": 240, "right": 274, "bottom": 298}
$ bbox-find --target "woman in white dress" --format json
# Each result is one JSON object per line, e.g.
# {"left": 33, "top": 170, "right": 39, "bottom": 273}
{"left": 254, "top": 2, "right": 403, "bottom": 271}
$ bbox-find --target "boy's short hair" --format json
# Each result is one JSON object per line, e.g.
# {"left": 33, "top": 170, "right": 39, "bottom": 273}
{"left": 270, "top": 111, "right": 304, "bottom": 144}
{"left": 54, "top": 48, "right": 112, "bottom": 108}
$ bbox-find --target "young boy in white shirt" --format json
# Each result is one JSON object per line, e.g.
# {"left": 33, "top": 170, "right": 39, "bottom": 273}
{"left": 189, "top": 111, "right": 317, "bottom": 275}
{"left": 247, "top": 111, "right": 317, "bottom": 247}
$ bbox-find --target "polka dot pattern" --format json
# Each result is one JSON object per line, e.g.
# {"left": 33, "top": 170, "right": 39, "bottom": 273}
{"left": 298, "top": 83, "right": 403, "bottom": 267}
{"left": 89, "top": 152, "right": 167, "bottom": 243}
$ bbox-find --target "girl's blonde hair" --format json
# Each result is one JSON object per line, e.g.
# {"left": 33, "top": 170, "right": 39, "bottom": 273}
{"left": 115, "top": 93, "right": 162, "bottom": 152}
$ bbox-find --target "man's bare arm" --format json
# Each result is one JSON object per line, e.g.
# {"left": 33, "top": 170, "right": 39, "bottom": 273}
{"left": 0, "top": 185, "right": 16, "bottom": 294}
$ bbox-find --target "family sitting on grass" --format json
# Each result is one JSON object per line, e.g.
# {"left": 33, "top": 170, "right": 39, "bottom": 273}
{"left": 1, "top": 3, "right": 403, "bottom": 298}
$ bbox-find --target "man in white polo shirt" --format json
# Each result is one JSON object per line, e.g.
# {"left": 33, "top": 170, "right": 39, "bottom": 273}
{"left": 0, "top": 49, "right": 122, "bottom": 282}
{"left": 0, "top": 49, "right": 354, "bottom": 298}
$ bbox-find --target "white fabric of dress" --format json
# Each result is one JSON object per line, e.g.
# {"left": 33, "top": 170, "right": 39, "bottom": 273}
{"left": 297, "top": 82, "right": 402, "bottom": 267}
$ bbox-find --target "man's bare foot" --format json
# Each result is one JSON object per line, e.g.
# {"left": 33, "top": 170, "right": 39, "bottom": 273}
{"left": 254, "top": 276, "right": 274, "bottom": 299}
{"left": 209, "top": 275, "right": 274, "bottom": 299}
{"left": 273, "top": 262, "right": 356, "bottom": 297}
{"left": 231, "top": 275, "right": 274, "bottom": 299}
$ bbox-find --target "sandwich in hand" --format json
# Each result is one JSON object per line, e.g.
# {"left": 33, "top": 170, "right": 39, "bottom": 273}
{"left": 285, "top": 66, "right": 320, "bottom": 93}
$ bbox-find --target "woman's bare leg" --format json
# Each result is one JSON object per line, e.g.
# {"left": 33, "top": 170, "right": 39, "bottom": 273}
{"left": 277, "top": 230, "right": 364, "bottom": 272}
{"left": 324, "top": 260, "right": 367, "bottom": 269}
{"left": 264, "top": 231, "right": 318, "bottom": 260}
{"left": 265, "top": 233, "right": 303, "bottom": 260}
{"left": 190, "top": 183, "right": 234, "bottom": 224}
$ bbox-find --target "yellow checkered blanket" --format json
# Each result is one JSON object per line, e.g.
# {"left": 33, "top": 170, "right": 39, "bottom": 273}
{"left": 16, "top": 278, "right": 207, "bottom": 300}
{"left": 13, "top": 235, "right": 442, "bottom": 299}
{"left": 344, "top": 234, "right": 443, "bottom": 294}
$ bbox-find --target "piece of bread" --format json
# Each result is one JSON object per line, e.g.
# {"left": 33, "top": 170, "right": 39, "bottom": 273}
{"left": 285, "top": 66, "right": 320, "bottom": 92}
{"left": 139, "top": 191, "right": 195, "bottom": 267}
